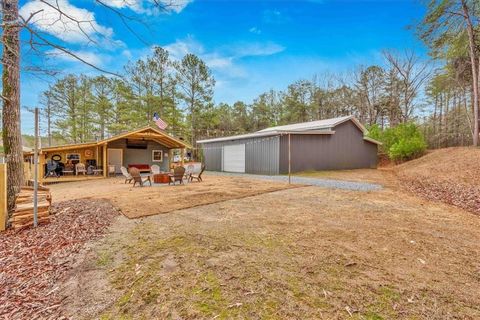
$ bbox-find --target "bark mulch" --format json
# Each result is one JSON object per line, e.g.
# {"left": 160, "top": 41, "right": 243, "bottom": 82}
{"left": 0, "top": 199, "right": 119, "bottom": 320}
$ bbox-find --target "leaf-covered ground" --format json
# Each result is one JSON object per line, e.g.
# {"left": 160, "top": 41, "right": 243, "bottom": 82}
{"left": 395, "top": 147, "right": 480, "bottom": 215}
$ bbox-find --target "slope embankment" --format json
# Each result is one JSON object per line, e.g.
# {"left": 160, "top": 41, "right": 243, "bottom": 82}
{"left": 394, "top": 147, "right": 480, "bottom": 215}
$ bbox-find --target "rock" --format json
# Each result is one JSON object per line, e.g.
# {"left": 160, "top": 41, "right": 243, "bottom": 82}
{"left": 162, "top": 257, "right": 178, "bottom": 273}
{"left": 206, "top": 257, "right": 220, "bottom": 267}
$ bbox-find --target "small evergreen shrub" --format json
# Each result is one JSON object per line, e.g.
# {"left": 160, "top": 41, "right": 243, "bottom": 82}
{"left": 367, "top": 122, "right": 427, "bottom": 162}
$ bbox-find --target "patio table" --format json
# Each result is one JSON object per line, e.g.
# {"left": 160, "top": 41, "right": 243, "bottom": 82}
{"left": 153, "top": 173, "right": 170, "bottom": 184}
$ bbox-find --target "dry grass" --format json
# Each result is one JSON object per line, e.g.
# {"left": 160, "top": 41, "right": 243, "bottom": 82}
{"left": 49, "top": 175, "right": 298, "bottom": 218}
{"left": 59, "top": 179, "right": 480, "bottom": 319}
{"left": 297, "top": 168, "right": 399, "bottom": 188}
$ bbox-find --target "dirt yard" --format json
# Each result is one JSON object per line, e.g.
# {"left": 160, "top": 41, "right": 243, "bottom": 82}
{"left": 53, "top": 172, "right": 480, "bottom": 319}
{"left": 297, "top": 168, "right": 398, "bottom": 187}
{"left": 49, "top": 175, "right": 298, "bottom": 218}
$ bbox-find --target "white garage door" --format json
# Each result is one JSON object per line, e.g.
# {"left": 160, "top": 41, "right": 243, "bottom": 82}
{"left": 223, "top": 144, "right": 245, "bottom": 173}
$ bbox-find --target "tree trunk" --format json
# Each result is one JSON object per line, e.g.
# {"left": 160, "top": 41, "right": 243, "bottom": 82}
{"left": 439, "top": 93, "right": 443, "bottom": 148}
{"left": 433, "top": 94, "right": 438, "bottom": 148}
{"left": 477, "top": 56, "right": 480, "bottom": 145}
{"left": 445, "top": 91, "right": 450, "bottom": 147}
{"left": 2, "top": 0, "right": 24, "bottom": 214}
{"left": 462, "top": 0, "right": 479, "bottom": 146}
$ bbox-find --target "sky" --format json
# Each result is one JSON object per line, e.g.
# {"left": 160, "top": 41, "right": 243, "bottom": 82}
{"left": 18, "top": 0, "right": 427, "bottom": 134}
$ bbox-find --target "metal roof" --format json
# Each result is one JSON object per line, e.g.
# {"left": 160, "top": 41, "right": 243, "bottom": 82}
{"left": 197, "top": 115, "right": 380, "bottom": 144}
{"left": 197, "top": 131, "right": 280, "bottom": 144}
{"left": 257, "top": 115, "right": 365, "bottom": 133}
{"left": 196, "top": 130, "right": 335, "bottom": 144}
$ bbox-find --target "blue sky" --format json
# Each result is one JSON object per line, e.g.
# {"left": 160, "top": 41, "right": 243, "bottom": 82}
{"left": 19, "top": 0, "right": 427, "bottom": 134}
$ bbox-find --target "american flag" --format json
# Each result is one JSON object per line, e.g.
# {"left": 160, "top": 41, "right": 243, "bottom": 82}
{"left": 153, "top": 112, "right": 168, "bottom": 130}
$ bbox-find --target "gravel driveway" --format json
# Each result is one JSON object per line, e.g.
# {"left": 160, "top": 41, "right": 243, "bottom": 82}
{"left": 207, "top": 171, "right": 382, "bottom": 191}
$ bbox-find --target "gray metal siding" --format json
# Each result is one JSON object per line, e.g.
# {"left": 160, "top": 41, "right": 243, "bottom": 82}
{"left": 279, "top": 120, "right": 378, "bottom": 173}
{"left": 246, "top": 136, "right": 279, "bottom": 175}
{"left": 201, "top": 141, "right": 223, "bottom": 171}
{"left": 200, "top": 136, "right": 280, "bottom": 175}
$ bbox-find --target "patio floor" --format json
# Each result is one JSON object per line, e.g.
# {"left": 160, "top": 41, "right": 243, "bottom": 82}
{"left": 48, "top": 174, "right": 300, "bottom": 218}
{"left": 39, "top": 175, "right": 105, "bottom": 185}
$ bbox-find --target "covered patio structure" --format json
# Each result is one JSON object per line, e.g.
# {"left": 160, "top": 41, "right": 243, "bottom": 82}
{"left": 33, "top": 127, "right": 190, "bottom": 183}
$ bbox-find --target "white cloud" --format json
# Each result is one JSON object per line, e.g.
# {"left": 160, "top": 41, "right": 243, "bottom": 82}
{"left": 263, "top": 9, "right": 289, "bottom": 24}
{"left": 161, "top": 37, "right": 285, "bottom": 82}
{"left": 107, "top": 0, "right": 193, "bottom": 14}
{"left": 163, "top": 35, "right": 204, "bottom": 60}
{"left": 232, "top": 42, "right": 285, "bottom": 58}
{"left": 46, "top": 49, "right": 106, "bottom": 66}
{"left": 20, "top": 0, "right": 113, "bottom": 44}
{"left": 121, "top": 49, "right": 133, "bottom": 59}
{"left": 166, "top": 0, "right": 193, "bottom": 13}
{"left": 163, "top": 37, "right": 235, "bottom": 73}
{"left": 107, "top": 0, "right": 143, "bottom": 12}
{"left": 249, "top": 27, "right": 261, "bottom": 34}
{"left": 164, "top": 37, "right": 285, "bottom": 65}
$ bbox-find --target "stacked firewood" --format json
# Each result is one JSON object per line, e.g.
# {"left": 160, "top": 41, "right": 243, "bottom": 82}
{"left": 10, "top": 186, "right": 52, "bottom": 229}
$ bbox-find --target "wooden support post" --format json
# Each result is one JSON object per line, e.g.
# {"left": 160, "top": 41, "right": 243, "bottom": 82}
{"left": 39, "top": 151, "right": 46, "bottom": 183}
{"left": 95, "top": 145, "right": 99, "bottom": 166}
{"left": 168, "top": 149, "right": 173, "bottom": 170}
{"left": 103, "top": 144, "right": 107, "bottom": 178}
{"left": 33, "top": 108, "right": 39, "bottom": 227}
{"left": 288, "top": 133, "right": 291, "bottom": 185}
{"left": 181, "top": 148, "right": 185, "bottom": 166}
{"left": 0, "top": 163, "right": 7, "bottom": 231}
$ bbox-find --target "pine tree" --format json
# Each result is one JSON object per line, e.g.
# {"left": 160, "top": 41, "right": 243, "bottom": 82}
{"left": 2, "top": 0, "right": 23, "bottom": 213}
{"left": 175, "top": 54, "right": 215, "bottom": 150}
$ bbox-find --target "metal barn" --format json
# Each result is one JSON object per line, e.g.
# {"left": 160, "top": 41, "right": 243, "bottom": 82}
{"left": 197, "top": 116, "right": 381, "bottom": 175}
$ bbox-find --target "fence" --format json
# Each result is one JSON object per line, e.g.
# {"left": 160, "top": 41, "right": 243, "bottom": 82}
{"left": 24, "top": 161, "right": 33, "bottom": 182}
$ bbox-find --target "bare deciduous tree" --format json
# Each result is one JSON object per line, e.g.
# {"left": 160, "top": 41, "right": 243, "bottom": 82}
{"left": 384, "top": 50, "right": 432, "bottom": 123}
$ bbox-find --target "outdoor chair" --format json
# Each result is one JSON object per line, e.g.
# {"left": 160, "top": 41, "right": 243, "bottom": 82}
{"left": 151, "top": 164, "right": 161, "bottom": 174}
{"left": 121, "top": 166, "right": 133, "bottom": 184}
{"left": 184, "top": 164, "right": 194, "bottom": 184}
{"left": 190, "top": 164, "right": 206, "bottom": 182}
{"left": 169, "top": 166, "right": 185, "bottom": 185}
{"left": 108, "top": 165, "right": 116, "bottom": 177}
{"left": 129, "top": 167, "right": 152, "bottom": 187}
{"left": 75, "top": 163, "right": 87, "bottom": 176}
{"left": 63, "top": 161, "right": 74, "bottom": 176}
{"left": 44, "top": 160, "right": 59, "bottom": 178}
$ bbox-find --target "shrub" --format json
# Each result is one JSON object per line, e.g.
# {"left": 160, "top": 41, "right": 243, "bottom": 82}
{"left": 367, "top": 122, "right": 427, "bottom": 162}
{"left": 388, "top": 136, "right": 427, "bottom": 161}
